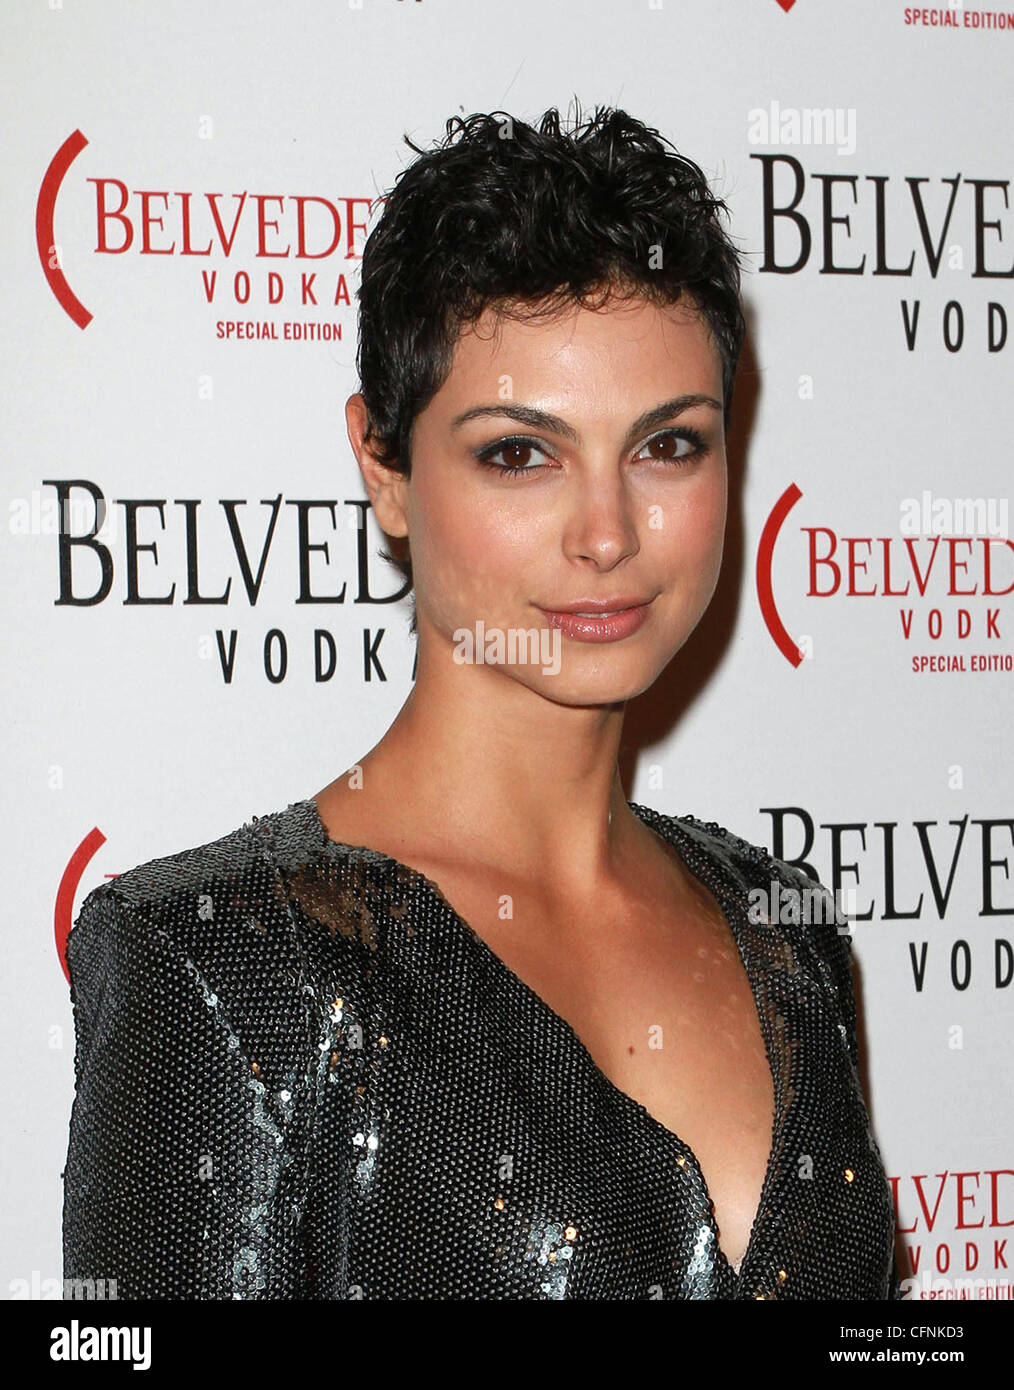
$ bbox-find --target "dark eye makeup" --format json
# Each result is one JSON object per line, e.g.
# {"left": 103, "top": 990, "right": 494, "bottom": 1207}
{"left": 473, "top": 426, "right": 711, "bottom": 477}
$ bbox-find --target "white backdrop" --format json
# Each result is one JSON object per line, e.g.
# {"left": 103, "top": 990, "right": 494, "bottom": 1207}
{"left": 3, "top": 0, "right": 1012, "bottom": 1300}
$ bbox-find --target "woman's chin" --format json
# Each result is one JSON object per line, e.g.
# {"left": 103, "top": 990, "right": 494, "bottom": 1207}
{"left": 519, "top": 665, "right": 660, "bottom": 708}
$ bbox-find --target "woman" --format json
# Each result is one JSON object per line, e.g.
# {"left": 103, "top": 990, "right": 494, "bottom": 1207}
{"left": 63, "top": 105, "right": 901, "bottom": 1300}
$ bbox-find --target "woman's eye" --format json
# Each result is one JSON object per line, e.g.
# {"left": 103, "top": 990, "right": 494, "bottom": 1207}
{"left": 475, "top": 438, "right": 549, "bottom": 475}
{"left": 635, "top": 429, "right": 706, "bottom": 465}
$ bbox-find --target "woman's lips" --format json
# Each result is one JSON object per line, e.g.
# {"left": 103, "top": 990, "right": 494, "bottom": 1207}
{"left": 537, "top": 602, "right": 652, "bottom": 643}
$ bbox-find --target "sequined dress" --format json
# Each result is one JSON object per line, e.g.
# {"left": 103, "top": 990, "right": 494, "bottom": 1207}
{"left": 62, "top": 798, "right": 902, "bottom": 1300}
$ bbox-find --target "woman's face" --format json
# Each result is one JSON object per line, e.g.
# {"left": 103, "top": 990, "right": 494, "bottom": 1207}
{"left": 370, "top": 291, "right": 728, "bottom": 706}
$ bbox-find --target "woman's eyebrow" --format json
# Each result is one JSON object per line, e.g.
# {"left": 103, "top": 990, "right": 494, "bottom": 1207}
{"left": 450, "top": 394, "right": 722, "bottom": 446}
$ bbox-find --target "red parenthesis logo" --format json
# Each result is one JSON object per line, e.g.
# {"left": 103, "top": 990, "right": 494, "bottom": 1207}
{"left": 756, "top": 483, "right": 804, "bottom": 667}
{"left": 55, "top": 825, "right": 108, "bottom": 983}
{"left": 36, "top": 129, "right": 92, "bottom": 329}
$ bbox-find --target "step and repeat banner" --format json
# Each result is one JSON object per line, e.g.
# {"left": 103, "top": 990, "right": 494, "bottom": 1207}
{"left": 3, "top": 0, "right": 1011, "bottom": 1301}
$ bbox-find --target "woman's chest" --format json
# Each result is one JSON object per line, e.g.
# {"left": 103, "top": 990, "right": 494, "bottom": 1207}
{"left": 442, "top": 883, "right": 777, "bottom": 1273}
{"left": 300, "top": 868, "right": 895, "bottom": 1299}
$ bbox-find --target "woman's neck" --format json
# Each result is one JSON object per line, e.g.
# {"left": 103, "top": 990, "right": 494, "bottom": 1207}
{"left": 322, "top": 658, "right": 644, "bottom": 893}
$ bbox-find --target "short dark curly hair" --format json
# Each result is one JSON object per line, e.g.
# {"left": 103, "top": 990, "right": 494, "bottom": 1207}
{"left": 355, "top": 101, "right": 746, "bottom": 631}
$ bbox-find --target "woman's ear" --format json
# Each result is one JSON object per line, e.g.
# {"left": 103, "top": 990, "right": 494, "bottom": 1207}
{"left": 345, "top": 393, "right": 409, "bottom": 539}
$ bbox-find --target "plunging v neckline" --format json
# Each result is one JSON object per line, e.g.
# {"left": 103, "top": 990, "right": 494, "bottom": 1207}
{"left": 298, "top": 796, "right": 785, "bottom": 1287}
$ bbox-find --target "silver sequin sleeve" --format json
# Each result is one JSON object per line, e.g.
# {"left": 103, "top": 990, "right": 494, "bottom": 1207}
{"left": 62, "top": 878, "right": 329, "bottom": 1298}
